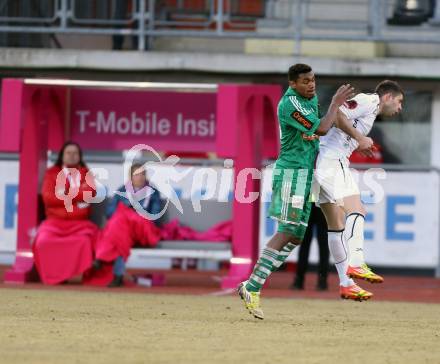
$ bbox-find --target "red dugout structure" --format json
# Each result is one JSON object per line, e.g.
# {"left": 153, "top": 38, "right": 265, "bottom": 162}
{"left": 0, "top": 79, "right": 280, "bottom": 288}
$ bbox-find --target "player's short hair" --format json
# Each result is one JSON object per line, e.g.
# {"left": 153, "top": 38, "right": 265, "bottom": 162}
{"left": 375, "top": 80, "right": 404, "bottom": 98}
{"left": 288, "top": 64, "right": 313, "bottom": 81}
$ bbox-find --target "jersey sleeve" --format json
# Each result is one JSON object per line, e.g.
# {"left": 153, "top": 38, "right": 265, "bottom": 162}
{"left": 281, "top": 96, "right": 321, "bottom": 135}
{"left": 339, "top": 94, "right": 377, "bottom": 120}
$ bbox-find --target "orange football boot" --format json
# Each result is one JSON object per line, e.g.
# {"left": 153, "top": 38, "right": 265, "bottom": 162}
{"left": 340, "top": 283, "right": 373, "bottom": 301}
{"left": 347, "top": 264, "right": 384, "bottom": 284}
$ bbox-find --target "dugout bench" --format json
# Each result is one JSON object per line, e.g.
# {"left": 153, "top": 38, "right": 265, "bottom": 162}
{"left": 90, "top": 196, "right": 233, "bottom": 271}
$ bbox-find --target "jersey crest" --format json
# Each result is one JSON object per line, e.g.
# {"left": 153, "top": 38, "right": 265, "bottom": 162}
{"left": 344, "top": 100, "right": 358, "bottom": 109}
{"left": 302, "top": 133, "right": 319, "bottom": 141}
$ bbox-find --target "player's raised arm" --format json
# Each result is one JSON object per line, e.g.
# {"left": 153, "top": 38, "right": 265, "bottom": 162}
{"left": 335, "top": 109, "right": 374, "bottom": 156}
{"left": 315, "top": 84, "right": 355, "bottom": 136}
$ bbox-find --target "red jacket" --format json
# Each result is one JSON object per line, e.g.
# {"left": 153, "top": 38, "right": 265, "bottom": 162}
{"left": 41, "top": 165, "right": 96, "bottom": 220}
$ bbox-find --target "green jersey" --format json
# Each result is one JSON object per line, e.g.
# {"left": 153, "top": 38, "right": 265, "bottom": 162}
{"left": 274, "top": 87, "right": 321, "bottom": 180}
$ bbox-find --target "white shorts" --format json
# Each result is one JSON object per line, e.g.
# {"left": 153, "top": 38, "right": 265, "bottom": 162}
{"left": 313, "top": 154, "right": 359, "bottom": 206}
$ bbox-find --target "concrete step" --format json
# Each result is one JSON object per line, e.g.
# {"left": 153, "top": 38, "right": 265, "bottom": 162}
{"left": 154, "top": 36, "right": 244, "bottom": 53}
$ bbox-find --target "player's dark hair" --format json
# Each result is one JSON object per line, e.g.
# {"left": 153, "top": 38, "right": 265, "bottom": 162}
{"left": 55, "top": 141, "right": 87, "bottom": 168}
{"left": 375, "top": 80, "right": 404, "bottom": 98}
{"left": 288, "top": 64, "right": 313, "bottom": 81}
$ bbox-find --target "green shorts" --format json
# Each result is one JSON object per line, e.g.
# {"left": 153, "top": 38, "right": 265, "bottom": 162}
{"left": 268, "top": 169, "right": 313, "bottom": 241}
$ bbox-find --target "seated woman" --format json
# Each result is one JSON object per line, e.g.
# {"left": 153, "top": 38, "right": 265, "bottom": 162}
{"left": 93, "top": 163, "right": 162, "bottom": 287}
{"left": 32, "top": 142, "right": 98, "bottom": 284}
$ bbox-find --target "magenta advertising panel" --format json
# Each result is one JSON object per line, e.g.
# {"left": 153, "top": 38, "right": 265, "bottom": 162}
{"left": 70, "top": 89, "right": 217, "bottom": 152}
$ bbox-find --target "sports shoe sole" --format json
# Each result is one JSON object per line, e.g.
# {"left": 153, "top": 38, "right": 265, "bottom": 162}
{"left": 237, "top": 282, "right": 264, "bottom": 320}
{"left": 340, "top": 293, "right": 373, "bottom": 302}
{"left": 347, "top": 272, "right": 384, "bottom": 284}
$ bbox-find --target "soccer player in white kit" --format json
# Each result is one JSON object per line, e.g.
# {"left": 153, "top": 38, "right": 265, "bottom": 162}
{"left": 314, "top": 80, "right": 404, "bottom": 301}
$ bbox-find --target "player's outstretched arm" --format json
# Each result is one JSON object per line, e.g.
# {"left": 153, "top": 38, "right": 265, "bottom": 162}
{"left": 315, "top": 84, "right": 354, "bottom": 136}
{"left": 335, "top": 110, "right": 374, "bottom": 156}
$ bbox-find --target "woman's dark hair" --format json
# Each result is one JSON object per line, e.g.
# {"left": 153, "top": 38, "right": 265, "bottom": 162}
{"left": 55, "top": 141, "right": 86, "bottom": 168}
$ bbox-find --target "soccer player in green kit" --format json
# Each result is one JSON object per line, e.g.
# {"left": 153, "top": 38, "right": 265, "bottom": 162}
{"left": 238, "top": 64, "right": 374, "bottom": 319}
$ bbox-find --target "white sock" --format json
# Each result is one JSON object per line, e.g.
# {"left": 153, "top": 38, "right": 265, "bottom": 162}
{"left": 345, "top": 213, "right": 366, "bottom": 267}
{"left": 328, "top": 230, "right": 353, "bottom": 287}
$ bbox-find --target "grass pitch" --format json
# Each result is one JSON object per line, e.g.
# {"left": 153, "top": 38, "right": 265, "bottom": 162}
{"left": 0, "top": 288, "right": 439, "bottom": 364}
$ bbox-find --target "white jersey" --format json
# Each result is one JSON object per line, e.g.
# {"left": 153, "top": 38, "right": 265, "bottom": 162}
{"left": 319, "top": 93, "right": 380, "bottom": 160}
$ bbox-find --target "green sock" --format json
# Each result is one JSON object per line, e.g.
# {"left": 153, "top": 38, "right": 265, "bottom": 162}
{"left": 246, "top": 242, "right": 297, "bottom": 292}
{"left": 275, "top": 242, "right": 297, "bottom": 270}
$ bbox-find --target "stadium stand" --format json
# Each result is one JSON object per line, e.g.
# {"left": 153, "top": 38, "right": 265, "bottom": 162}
{"left": 0, "top": 0, "right": 439, "bottom": 56}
